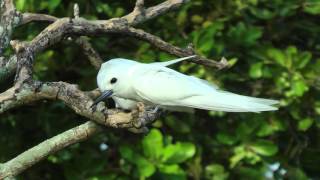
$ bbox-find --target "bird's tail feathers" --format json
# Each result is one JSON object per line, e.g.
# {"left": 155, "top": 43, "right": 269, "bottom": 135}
{"left": 181, "top": 91, "right": 279, "bottom": 112}
{"left": 152, "top": 55, "right": 197, "bottom": 67}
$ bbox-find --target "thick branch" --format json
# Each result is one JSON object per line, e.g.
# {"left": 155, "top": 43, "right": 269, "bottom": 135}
{"left": 0, "top": 121, "right": 101, "bottom": 179}
{"left": 0, "top": 80, "right": 157, "bottom": 129}
{"left": 0, "top": 0, "right": 21, "bottom": 53}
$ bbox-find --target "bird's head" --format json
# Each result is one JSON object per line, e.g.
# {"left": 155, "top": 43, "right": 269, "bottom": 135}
{"left": 91, "top": 58, "right": 137, "bottom": 108}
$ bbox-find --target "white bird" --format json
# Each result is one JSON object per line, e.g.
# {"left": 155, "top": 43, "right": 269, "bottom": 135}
{"left": 92, "top": 56, "right": 279, "bottom": 112}
{"left": 111, "top": 56, "right": 197, "bottom": 112}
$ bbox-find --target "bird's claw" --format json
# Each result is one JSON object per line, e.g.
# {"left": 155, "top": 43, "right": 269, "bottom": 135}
{"left": 146, "top": 105, "right": 160, "bottom": 114}
{"left": 131, "top": 102, "right": 162, "bottom": 132}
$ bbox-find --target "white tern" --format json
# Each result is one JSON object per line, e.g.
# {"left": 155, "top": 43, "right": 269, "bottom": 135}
{"left": 92, "top": 56, "right": 279, "bottom": 112}
{"left": 111, "top": 56, "right": 197, "bottom": 112}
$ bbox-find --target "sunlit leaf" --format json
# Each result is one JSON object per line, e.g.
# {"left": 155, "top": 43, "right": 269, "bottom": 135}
{"left": 267, "top": 48, "right": 287, "bottom": 67}
{"left": 162, "top": 142, "right": 196, "bottom": 164}
{"left": 249, "top": 62, "right": 263, "bottom": 78}
{"left": 142, "top": 129, "right": 163, "bottom": 160}
{"left": 158, "top": 164, "right": 186, "bottom": 179}
{"left": 303, "top": 0, "right": 320, "bottom": 15}
{"left": 298, "top": 118, "right": 314, "bottom": 131}
{"left": 205, "top": 164, "right": 229, "bottom": 180}
{"left": 136, "top": 156, "right": 156, "bottom": 178}
{"left": 249, "top": 140, "right": 278, "bottom": 156}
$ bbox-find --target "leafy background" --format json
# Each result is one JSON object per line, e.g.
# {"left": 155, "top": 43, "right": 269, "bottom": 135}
{"left": 1, "top": 0, "right": 320, "bottom": 179}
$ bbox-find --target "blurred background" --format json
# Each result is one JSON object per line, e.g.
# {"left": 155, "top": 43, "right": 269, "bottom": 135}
{"left": 1, "top": 0, "right": 320, "bottom": 179}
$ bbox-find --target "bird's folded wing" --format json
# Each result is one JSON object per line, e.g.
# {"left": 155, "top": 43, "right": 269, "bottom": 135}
{"left": 132, "top": 66, "right": 206, "bottom": 106}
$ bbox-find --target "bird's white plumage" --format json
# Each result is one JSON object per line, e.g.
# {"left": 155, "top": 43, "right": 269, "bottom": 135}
{"left": 111, "top": 56, "right": 196, "bottom": 112}
{"left": 96, "top": 56, "right": 279, "bottom": 112}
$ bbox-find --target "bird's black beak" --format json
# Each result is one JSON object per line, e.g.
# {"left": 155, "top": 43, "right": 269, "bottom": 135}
{"left": 90, "top": 90, "right": 113, "bottom": 108}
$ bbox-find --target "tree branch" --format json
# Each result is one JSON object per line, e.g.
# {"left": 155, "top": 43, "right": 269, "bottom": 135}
{"left": 75, "top": 37, "right": 103, "bottom": 69}
{"left": 2, "top": 0, "right": 189, "bottom": 80}
{"left": 124, "top": 0, "right": 189, "bottom": 25}
{"left": 73, "top": 3, "right": 103, "bottom": 70}
{"left": 120, "top": 27, "right": 229, "bottom": 69}
{"left": 20, "top": 13, "right": 57, "bottom": 25}
{"left": 0, "top": 55, "right": 16, "bottom": 81}
{"left": 0, "top": 80, "right": 159, "bottom": 130}
{"left": 0, "top": 0, "right": 225, "bottom": 82}
{"left": 0, "top": 0, "right": 22, "bottom": 53}
{"left": 0, "top": 121, "right": 102, "bottom": 179}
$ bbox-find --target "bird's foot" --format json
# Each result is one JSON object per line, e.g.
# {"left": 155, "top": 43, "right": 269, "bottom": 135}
{"left": 131, "top": 102, "right": 162, "bottom": 133}
{"left": 145, "top": 105, "right": 161, "bottom": 114}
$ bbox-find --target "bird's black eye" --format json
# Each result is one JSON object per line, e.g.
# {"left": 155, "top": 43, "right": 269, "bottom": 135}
{"left": 110, "top": 77, "right": 117, "bottom": 84}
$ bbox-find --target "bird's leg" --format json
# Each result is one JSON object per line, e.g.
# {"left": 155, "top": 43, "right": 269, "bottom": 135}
{"left": 131, "top": 102, "right": 162, "bottom": 132}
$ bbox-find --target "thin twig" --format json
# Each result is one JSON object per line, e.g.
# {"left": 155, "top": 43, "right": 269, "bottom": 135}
{"left": 75, "top": 37, "right": 103, "bottom": 69}
{"left": 20, "top": 13, "right": 57, "bottom": 25}
{"left": 119, "top": 27, "right": 229, "bottom": 69}
{"left": 73, "top": 3, "right": 80, "bottom": 19}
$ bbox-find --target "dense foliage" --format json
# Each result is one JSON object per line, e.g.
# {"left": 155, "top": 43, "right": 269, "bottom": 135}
{"left": 1, "top": 0, "right": 320, "bottom": 179}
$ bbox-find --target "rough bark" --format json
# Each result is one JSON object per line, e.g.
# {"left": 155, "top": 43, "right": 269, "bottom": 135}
{"left": 0, "top": 0, "right": 21, "bottom": 53}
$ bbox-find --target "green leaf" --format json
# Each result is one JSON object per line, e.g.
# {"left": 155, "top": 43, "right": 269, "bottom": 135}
{"left": 287, "top": 167, "right": 309, "bottom": 180}
{"left": 267, "top": 48, "right": 287, "bottom": 67}
{"left": 249, "top": 140, "right": 278, "bottom": 156}
{"left": 256, "top": 121, "right": 274, "bottom": 137}
{"left": 303, "top": 0, "right": 320, "bottom": 15}
{"left": 249, "top": 62, "right": 263, "bottom": 78}
{"left": 292, "top": 78, "right": 309, "bottom": 97}
{"left": 119, "top": 145, "right": 135, "bottom": 163}
{"left": 158, "top": 164, "right": 186, "bottom": 180}
{"left": 164, "top": 116, "right": 190, "bottom": 133}
{"left": 162, "top": 142, "right": 196, "bottom": 164}
{"left": 205, "top": 164, "right": 229, "bottom": 180}
{"left": 298, "top": 118, "right": 314, "bottom": 131}
{"left": 227, "top": 58, "right": 238, "bottom": 67}
{"left": 177, "top": 10, "right": 187, "bottom": 26}
{"left": 216, "top": 132, "right": 238, "bottom": 145}
{"left": 236, "top": 120, "right": 259, "bottom": 138}
{"left": 315, "top": 101, "right": 320, "bottom": 115}
{"left": 15, "top": 0, "right": 26, "bottom": 11}
{"left": 119, "top": 146, "right": 156, "bottom": 178}
{"left": 230, "top": 146, "right": 246, "bottom": 168}
{"left": 249, "top": 8, "right": 275, "bottom": 20}
{"left": 142, "top": 129, "right": 163, "bottom": 160}
{"left": 227, "top": 22, "right": 262, "bottom": 46}
{"left": 191, "top": 15, "right": 204, "bottom": 24}
{"left": 136, "top": 156, "right": 156, "bottom": 178}
{"left": 48, "top": 0, "right": 61, "bottom": 12}
{"left": 296, "top": 51, "right": 312, "bottom": 69}
{"left": 194, "top": 22, "right": 224, "bottom": 54}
